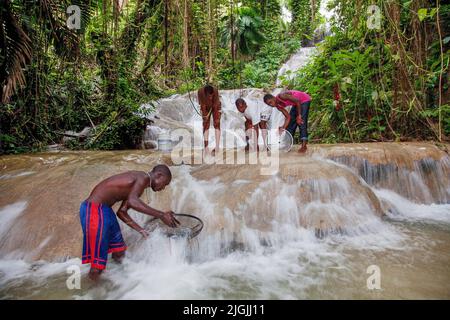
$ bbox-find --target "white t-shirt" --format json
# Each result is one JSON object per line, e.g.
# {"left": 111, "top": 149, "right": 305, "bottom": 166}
{"left": 241, "top": 100, "right": 273, "bottom": 125}
{"left": 259, "top": 103, "right": 273, "bottom": 122}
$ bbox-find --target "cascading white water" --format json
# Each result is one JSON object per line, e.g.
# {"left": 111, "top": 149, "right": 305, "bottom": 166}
{"left": 276, "top": 47, "right": 317, "bottom": 86}
{"left": 141, "top": 88, "right": 288, "bottom": 149}
{"left": 327, "top": 155, "right": 450, "bottom": 204}
{"left": 0, "top": 149, "right": 449, "bottom": 299}
{"left": 275, "top": 0, "right": 336, "bottom": 86}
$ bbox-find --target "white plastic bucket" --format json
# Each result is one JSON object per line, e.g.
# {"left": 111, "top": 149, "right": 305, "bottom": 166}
{"left": 157, "top": 132, "right": 172, "bottom": 152}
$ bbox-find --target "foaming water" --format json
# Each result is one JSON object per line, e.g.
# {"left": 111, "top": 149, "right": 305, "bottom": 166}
{"left": 1, "top": 162, "right": 449, "bottom": 299}
{"left": 0, "top": 224, "right": 409, "bottom": 299}
{"left": 2, "top": 217, "right": 442, "bottom": 299}
{"left": 0, "top": 143, "right": 449, "bottom": 299}
{"left": 0, "top": 201, "right": 27, "bottom": 241}
{"left": 376, "top": 189, "right": 450, "bottom": 224}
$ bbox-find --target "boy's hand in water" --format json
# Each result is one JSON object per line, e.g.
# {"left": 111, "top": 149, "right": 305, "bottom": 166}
{"left": 160, "top": 211, "right": 181, "bottom": 228}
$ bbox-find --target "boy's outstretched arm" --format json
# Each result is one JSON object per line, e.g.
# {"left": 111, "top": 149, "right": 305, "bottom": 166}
{"left": 127, "top": 177, "right": 180, "bottom": 228}
{"left": 117, "top": 208, "right": 148, "bottom": 238}
{"left": 117, "top": 200, "right": 128, "bottom": 214}
{"left": 277, "top": 107, "right": 291, "bottom": 131}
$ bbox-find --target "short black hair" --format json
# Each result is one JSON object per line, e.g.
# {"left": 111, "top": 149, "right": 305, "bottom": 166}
{"left": 263, "top": 94, "right": 274, "bottom": 103}
{"left": 204, "top": 85, "right": 214, "bottom": 95}
{"left": 152, "top": 164, "right": 172, "bottom": 180}
{"left": 235, "top": 98, "right": 245, "bottom": 106}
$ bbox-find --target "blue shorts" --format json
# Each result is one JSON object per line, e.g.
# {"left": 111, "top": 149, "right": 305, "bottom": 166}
{"left": 80, "top": 201, "right": 127, "bottom": 270}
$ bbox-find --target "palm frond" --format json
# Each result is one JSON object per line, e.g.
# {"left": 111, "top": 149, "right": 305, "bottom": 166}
{"left": 0, "top": 0, "right": 32, "bottom": 103}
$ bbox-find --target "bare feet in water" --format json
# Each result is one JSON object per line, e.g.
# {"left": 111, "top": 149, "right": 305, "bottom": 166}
{"left": 298, "top": 145, "right": 307, "bottom": 153}
{"left": 204, "top": 147, "right": 220, "bottom": 157}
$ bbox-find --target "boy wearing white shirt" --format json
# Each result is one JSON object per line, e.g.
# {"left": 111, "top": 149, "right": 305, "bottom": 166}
{"left": 235, "top": 98, "right": 271, "bottom": 151}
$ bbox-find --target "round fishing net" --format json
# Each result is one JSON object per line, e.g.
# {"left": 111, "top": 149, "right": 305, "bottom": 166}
{"left": 145, "top": 213, "right": 204, "bottom": 240}
{"left": 266, "top": 129, "right": 293, "bottom": 152}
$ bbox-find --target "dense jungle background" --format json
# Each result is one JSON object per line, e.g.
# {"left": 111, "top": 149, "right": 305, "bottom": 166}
{"left": 1, "top": 0, "right": 449, "bottom": 154}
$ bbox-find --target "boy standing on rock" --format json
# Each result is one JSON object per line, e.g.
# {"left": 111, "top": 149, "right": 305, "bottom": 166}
{"left": 235, "top": 98, "right": 272, "bottom": 151}
{"left": 198, "top": 85, "right": 222, "bottom": 155}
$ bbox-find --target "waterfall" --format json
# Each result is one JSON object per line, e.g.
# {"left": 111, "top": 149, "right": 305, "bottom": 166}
{"left": 276, "top": 47, "right": 317, "bottom": 86}
{"left": 141, "top": 88, "right": 288, "bottom": 149}
{"left": 141, "top": 2, "right": 336, "bottom": 148}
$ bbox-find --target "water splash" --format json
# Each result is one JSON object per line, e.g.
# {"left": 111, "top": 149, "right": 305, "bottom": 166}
{"left": 377, "top": 189, "right": 450, "bottom": 224}
{"left": 0, "top": 147, "right": 449, "bottom": 299}
{"left": 329, "top": 155, "right": 450, "bottom": 204}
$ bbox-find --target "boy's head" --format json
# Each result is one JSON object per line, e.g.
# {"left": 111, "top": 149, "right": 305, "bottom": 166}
{"left": 263, "top": 94, "right": 276, "bottom": 107}
{"left": 204, "top": 85, "right": 215, "bottom": 104}
{"left": 150, "top": 164, "right": 172, "bottom": 191}
{"left": 235, "top": 98, "right": 247, "bottom": 113}
{"left": 204, "top": 85, "right": 214, "bottom": 96}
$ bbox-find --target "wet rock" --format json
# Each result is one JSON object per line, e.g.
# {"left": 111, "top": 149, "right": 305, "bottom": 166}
{"left": 46, "top": 144, "right": 64, "bottom": 152}
{"left": 144, "top": 140, "right": 157, "bottom": 149}
{"left": 0, "top": 143, "right": 448, "bottom": 262}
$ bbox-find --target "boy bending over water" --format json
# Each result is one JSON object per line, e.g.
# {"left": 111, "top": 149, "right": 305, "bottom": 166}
{"left": 235, "top": 98, "right": 272, "bottom": 151}
{"left": 80, "top": 164, "right": 179, "bottom": 281}
{"left": 263, "top": 90, "right": 311, "bottom": 153}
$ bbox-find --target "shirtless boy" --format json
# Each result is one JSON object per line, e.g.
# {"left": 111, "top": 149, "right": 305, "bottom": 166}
{"left": 79, "top": 164, "right": 179, "bottom": 280}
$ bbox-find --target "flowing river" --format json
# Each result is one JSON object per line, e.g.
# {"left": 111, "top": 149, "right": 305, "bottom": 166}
{"left": 0, "top": 142, "right": 449, "bottom": 299}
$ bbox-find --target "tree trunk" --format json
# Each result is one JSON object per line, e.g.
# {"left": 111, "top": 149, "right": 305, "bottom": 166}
{"left": 230, "top": 0, "right": 235, "bottom": 70}
{"left": 183, "top": 0, "right": 189, "bottom": 68}
{"left": 164, "top": 0, "right": 169, "bottom": 83}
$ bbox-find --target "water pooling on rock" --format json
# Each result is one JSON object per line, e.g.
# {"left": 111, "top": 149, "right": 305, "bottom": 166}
{"left": 0, "top": 143, "right": 449, "bottom": 299}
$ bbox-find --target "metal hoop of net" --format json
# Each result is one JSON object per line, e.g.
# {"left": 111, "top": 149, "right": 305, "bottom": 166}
{"left": 266, "top": 129, "right": 293, "bottom": 152}
{"left": 145, "top": 213, "right": 204, "bottom": 240}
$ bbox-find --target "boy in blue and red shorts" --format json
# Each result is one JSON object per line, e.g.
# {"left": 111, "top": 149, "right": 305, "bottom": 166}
{"left": 80, "top": 201, "right": 128, "bottom": 270}
{"left": 80, "top": 165, "right": 180, "bottom": 281}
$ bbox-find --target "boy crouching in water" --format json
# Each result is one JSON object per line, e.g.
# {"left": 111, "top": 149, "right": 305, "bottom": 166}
{"left": 80, "top": 164, "right": 179, "bottom": 281}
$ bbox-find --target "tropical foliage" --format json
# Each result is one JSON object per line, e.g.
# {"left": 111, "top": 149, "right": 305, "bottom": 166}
{"left": 0, "top": 0, "right": 448, "bottom": 154}
{"left": 282, "top": 0, "right": 450, "bottom": 143}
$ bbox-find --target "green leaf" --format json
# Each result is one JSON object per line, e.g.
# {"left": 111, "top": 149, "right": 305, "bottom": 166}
{"left": 429, "top": 8, "right": 437, "bottom": 18}
{"left": 417, "top": 8, "right": 428, "bottom": 22}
